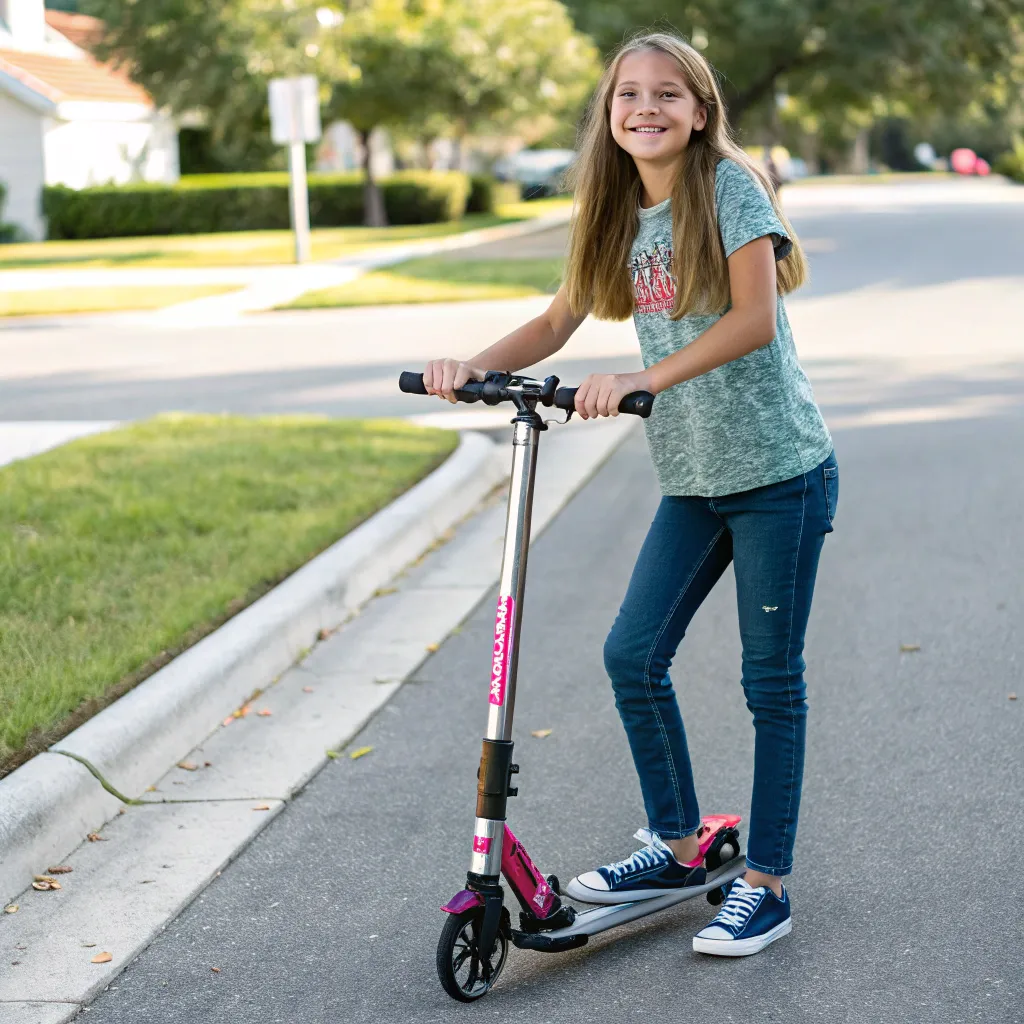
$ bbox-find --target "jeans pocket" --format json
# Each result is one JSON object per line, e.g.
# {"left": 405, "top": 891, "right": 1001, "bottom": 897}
{"left": 823, "top": 459, "right": 839, "bottom": 524}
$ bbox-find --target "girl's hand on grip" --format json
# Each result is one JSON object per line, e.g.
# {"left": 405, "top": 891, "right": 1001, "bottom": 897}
{"left": 423, "top": 359, "right": 485, "bottom": 403}
{"left": 574, "top": 371, "right": 655, "bottom": 419}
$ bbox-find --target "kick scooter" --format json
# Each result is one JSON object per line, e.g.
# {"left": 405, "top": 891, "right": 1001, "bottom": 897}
{"left": 398, "top": 370, "right": 747, "bottom": 1002}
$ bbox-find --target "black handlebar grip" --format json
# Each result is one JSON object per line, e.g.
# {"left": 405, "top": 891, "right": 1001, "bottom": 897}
{"left": 398, "top": 371, "right": 428, "bottom": 395}
{"left": 554, "top": 387, "right": 655, "bottom": 419}
{"left": 619, "top": 391, "right": 655, "bottom": 418}
{"left": 398, "top": 371, "right": 483, "bottom": 404}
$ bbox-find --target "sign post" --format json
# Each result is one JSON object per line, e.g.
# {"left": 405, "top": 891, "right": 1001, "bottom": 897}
{"left": 268, "top": 75, "right": 321, "bottom": 264}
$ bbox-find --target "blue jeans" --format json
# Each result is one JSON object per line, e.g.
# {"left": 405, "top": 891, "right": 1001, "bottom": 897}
{"left": 603, "top": 453, "right": 838, "bottom": 876}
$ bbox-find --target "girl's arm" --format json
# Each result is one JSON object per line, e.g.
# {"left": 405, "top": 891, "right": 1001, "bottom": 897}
{"left": 575, "top": 236, "right": 778, "bottom": 418}
{"left": 424, "top": 286, "right": 587, "bottom": 402}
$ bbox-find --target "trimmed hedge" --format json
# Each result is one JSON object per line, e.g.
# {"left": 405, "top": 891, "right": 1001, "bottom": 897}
{"left": 994, "top": 146, "right": 1024, "bottom": 184}
{"left": 466, "top": 175, "right": 521, "bottom": 214}
{"left": 0, "top": 181, "right": 18, "bottom": 243}
{"left": 41, "top": 171, "right": 472, "bottom": 240}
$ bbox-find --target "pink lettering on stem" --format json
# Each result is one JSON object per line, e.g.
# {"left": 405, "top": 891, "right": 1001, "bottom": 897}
{"left": 472, "top": 835, "right": 492, "bottom": 854}
{"left": 489, "top": 596, "right": 515, "bottom": 706}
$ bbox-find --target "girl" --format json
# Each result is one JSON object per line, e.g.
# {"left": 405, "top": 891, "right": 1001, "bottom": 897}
{"left": 422, "top": 32, "right": 837, "bottom": 957}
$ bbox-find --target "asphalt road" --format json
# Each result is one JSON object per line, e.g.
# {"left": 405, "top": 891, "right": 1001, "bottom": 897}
{"left": 77, "top": 410, "right": 1023, "bottom": 1023}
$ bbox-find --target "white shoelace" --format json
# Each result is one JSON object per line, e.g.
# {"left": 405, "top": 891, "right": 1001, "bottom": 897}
{"left": 605, "top": 829, "right": 671, "bottom": 885}
{"left": 712, "top": 884, "right": 762, "bottom": 929}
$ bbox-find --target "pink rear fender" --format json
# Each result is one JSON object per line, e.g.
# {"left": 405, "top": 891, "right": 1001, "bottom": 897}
{"left": 441, "top": 889, "right": 485, "bottom": 915}
{"left": 697, "top": 814, "right": 743, "bottom": 855}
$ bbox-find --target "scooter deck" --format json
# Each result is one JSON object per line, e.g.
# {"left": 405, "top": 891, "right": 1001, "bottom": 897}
{"left": 547, "top": 855, "right": 746, "bottom": 940}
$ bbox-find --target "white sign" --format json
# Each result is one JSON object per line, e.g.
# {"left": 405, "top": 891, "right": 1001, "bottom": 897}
{"left": 268, "top": 76, "right": 322, "bottom": 145}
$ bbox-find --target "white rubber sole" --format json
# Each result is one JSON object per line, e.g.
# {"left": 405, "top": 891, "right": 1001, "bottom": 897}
{"left": 692, "top": 916, "right": 792, "bottom": 957}
{"left": 564, "top": 874, "right": 706, "bottom": 905}
{"left": 564, "top": 878, "right": 677, "bottom": 904}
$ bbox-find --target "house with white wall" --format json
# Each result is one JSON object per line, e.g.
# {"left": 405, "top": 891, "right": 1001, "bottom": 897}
{"left": 0, "top": 0, "right": 178, "bottom": 240}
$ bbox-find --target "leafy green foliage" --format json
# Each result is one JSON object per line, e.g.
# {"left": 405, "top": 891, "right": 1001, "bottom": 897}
{"left": 994, "top": 142, "right": 1024, "bottom": 183}
{"left": 564, "top": 0, "right": 1024, "bottom": 128}
{"left": 42, "top": 171, "right": 471, "bottom": 239}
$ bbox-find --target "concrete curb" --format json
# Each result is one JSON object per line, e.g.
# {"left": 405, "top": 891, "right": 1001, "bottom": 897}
{"left": 0, "top": 431, "right": 505, "bottom": 905}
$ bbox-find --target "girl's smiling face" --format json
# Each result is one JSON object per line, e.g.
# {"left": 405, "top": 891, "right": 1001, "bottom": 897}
{"left": 609, "top": 49, "right": 707, "bottom": 169}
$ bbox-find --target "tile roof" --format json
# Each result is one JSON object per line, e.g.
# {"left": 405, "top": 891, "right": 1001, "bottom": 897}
{"left": 44, "top": 10, "right": 106, "bottom": 52}
{"left": 0, "top": 13, "right": 151, "bottom": 107}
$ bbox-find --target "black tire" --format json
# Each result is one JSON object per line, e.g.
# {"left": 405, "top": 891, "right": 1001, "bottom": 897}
{"left": 436, "top": 909, "right": 509, "bottom": 1002}
{"left": 706, "top": 884, "right": 728, "bottom": 907}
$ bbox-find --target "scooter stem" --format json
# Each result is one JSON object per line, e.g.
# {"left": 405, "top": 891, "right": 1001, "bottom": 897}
{"left": 469, "top": 416, "right": 540, "bottom": 880}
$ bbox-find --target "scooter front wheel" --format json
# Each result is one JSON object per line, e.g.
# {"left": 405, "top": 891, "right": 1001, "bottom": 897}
{"left": 436, "top": 908, "right": 510, "bottom": 1002}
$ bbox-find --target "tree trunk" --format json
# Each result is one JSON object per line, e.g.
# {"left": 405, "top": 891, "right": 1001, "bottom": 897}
{"left": 360, "top": 128, "right": 388, "bottom": 228}
{"left": 449, "top": 135, "right": 462, "bottom": 171}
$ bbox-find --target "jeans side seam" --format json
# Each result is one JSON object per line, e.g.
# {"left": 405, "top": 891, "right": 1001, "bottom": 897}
{"left": 642, "top": 524, "right": 726, "bottom": 836}
{"left": 777, "top": 471, "right": 807, "bottom": 870}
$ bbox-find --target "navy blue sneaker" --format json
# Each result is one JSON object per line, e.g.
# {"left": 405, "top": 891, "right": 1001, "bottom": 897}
{"left": 693, "top": 877, "right": 792, "bottom": 956}
{"left": 565, "top": 829, "right": 706, "bottom": 905}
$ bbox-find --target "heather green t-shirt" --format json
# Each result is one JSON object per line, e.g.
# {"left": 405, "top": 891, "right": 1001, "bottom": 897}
{"left": 630, "top": 158, "right": 832, "bottom": 497}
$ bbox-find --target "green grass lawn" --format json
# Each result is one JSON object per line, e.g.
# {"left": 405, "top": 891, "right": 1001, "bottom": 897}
{"left": 0, "top": 199, "right": 572, "bottom": 272}
{"left": 0, "top": 283, "right": 241, "bottom": 317}
{"left": 281, "top": 255, "right": 565, "bottom": 309}
{"left": 0, "top": 415, "right": 458, "bottom": 776}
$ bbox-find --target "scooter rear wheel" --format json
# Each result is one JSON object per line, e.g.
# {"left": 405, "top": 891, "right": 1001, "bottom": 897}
{"left": 436, "top": 908, "right": 510, "bottom": 1002}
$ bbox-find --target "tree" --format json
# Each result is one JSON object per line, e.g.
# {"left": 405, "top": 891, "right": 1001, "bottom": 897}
{"left": 318, "top": 0, "right": 456, "bottom": 225}
{"left": 83, "top": 0, "right": 330, "bottom": 171}
{"left": 563, "top": 0, "right": 1024, "bottom": 131}
{"left": 426, "top": 0, "right": 600, "bottom": 161}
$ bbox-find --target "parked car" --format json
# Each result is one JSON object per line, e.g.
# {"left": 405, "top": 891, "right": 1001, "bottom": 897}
{"left": 493, "top": 149, "right": 576, "bottom": 199}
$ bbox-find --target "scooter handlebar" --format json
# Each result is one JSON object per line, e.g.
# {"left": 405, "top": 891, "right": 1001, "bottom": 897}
{"left": 553, "top": 386, "right": 654, "bottom": 419}
{"left": 398, "top": 372, "right": 654, "bottom": 418}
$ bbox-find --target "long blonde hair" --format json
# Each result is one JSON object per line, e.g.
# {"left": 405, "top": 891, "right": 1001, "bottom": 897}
{"left": 564, "top": 32, "right": 807, "bottom": 321}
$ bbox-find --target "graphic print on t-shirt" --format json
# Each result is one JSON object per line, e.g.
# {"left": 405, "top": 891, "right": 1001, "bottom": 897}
{"left": 631, "top": 241, "right": 675, "bottom": 314}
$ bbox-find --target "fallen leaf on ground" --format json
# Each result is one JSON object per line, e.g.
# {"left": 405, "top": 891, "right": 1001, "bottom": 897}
{"left": 257, "top": 709, "right": 272, "bottom": 717}
{"left": 1010, "top": 693, "right": 1018, "bottom": 701}
{"left": 531, "top": 729, "right": 553, "bottom": 738}
{"left": 317, "top": 628, "right": 331, "bottom": 641}
{"left": 4, "top": 905, "right": 17, "bottom": 914}
{"left": 91, "top": 952, "right": 112, "bottom": 964}
{"left": 211, "top": 966, "right": 221, "bottom": 973}
{"left": 350, "top": 746, "right": 373, "bottom": 760}
{"left": 425, "top": 643, "right": 439, "bottom": 653}
{"left": 145, "top": 786, "right": 157, "bottom": 792}
{"left": 222, "top": 716, "right": 235, "bottom": 727}
{"left": 325, "top": 750, "right": 339, "bottom": 759}
{"left": 86, "top": 833, "right": 105, "bottom": 842}
{"left": 204, "top": 761, "right": 212, "bottom": 767}
{"left": 32, "top": 876, "right": 61, "bottom": 891}
{"left": 899, "top": 644, "right": 921, "bottom": 653}
{"left": 81, "top": 942, "right": 96, "bottom": 948}
{"left": 252, "top": 804, "right": 271, "bottom": 811}
{"left": 373, "top": 586, "right": 398, "bottom": 598}
{"left": 177, "top": 761, "right": 198, "bottom": 771}
{"left": 47, "top": 866, "right": 73, "bottom": 874}
{"left": 302, "top": 686, "right": 314, "bottom": 693}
